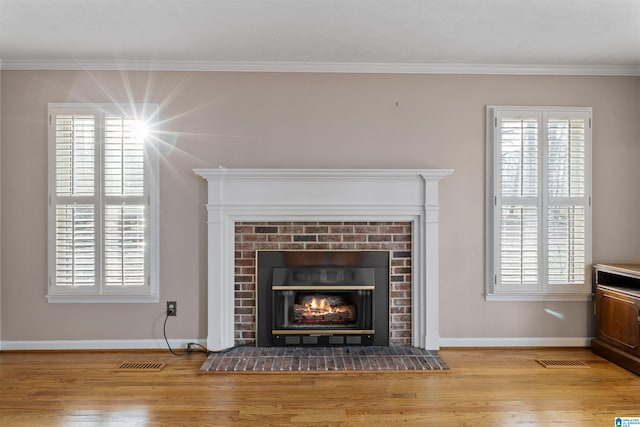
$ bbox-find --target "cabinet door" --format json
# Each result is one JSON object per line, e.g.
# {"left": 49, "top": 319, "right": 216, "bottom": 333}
{"left": 596, "top": 288, "right": 640, "bottom": 355}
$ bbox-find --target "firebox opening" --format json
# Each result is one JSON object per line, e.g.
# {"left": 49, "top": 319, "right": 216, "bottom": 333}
{"left": 294, "top": 293, "right": 356, "bottom": 326}
{"left": 257, "top": 250, "right": 390, "bottom": 347}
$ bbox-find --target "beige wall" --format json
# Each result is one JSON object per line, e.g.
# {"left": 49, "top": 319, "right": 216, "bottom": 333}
{"left": 0, "top": 69, "right": 2, "bottom": 347}
{"left": 1, "top": 70, "right": 639, "bottom": 345}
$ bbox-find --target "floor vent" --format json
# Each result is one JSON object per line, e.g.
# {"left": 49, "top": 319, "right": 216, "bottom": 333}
{"left": 535, "top": 359, "right": 589, "bottom": 369}
{"left": 116, "top": 361, "right": 166, "bottom": 372}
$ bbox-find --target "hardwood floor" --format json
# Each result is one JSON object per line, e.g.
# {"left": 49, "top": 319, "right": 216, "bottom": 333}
{"left": 1, "top": 347, "right": 639, "bottom": 426}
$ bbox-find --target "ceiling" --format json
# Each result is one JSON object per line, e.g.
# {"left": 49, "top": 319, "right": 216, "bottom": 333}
{"left": 1, "top": 0, "right": 640, "bottom": 74}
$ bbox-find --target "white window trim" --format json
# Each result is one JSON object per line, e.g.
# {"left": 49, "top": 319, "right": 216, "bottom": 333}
{"left": 47, "top": 103, "right": 160, "bottom": 303}
{"left": 485, "top": 105, "right": 593, "bottom": 302}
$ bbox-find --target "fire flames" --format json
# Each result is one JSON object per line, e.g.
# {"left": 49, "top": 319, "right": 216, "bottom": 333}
{"left": 294, "top": 295, "right": 355, "bottom": 324}
{"left": 305, "top": 297, "right": 350, "bottom": 314}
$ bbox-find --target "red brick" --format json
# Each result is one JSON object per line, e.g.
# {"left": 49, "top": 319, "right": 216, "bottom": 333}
{"left": 329, "top": 226, "right": 354, "bottom": 234}
{"left": 240, "top": 315, "right": 256, "bottom": 324}
{"left": 268, "top": 234, "right": 293, "bottom": 242}
{"left": 305, "top": 243, "right": 331, "bottom": 250}
{"left": 393, "top": 298, "right": 412, "bottom": 307}
{"left": 330, "top": 243, "right": 357, "bottom": 250}
{"left": 390, "top": 323, "right": 407, "bottom": 330}
{"left": 236, "top": 243, "right": 255, "bottom": 251}
{"left": 392, "top": 314, "right": 412, "bottom": 323}
{"left": 360, "top": 243, "right": 382, "bottom": 250}
{"left": 279, "top": 225, "right": 304, "bottom": 234}
{"left": 236, "top": 291, "right": 254, "bottom": 299}
{"left": 235, "top": 225, "right": 254, "bottom": 234}
{"left": 368, "top": 234, "right": 392, "bottom": 242}
{"left": 355, "top": 226, "right": 378, "bottom": 234}
{"left": 243, "top": 234, "right": 268, "bottom": 242}
{"left": 255, "top": 226, "right": 279, "bottom": 233}
{"left": 386, "top": 242, "right": 409, "bottom": 251}
{"left": 239, "top": 283, "right": 255, "bottom": 291}
{"left": 277, "top": 243, "right": 306, "bottom": 250}
{"left": 343, "top": 234, "right": 367, "bottom": 242}
{"left": 304, "top": 226, "right": 329, "bottom": 234}
{"left": 380, "top": 226, "right": 405, "bottom": 234}
{"left": 318, "top": 234, "right": 342, "bottom": 242}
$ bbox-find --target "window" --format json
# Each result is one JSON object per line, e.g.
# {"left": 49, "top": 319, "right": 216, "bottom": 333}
{"left": 486, "top": 106, "right": 592, "bottom": 301}
{"left": 47, "top": 104, "right": 159, "bottom": 302}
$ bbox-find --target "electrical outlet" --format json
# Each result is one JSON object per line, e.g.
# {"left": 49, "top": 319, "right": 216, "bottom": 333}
{"left": 167, "top": 301, "right": 177, "bottom": 316}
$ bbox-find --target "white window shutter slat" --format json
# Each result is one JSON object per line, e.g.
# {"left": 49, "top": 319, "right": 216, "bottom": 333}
{"left": 500, "top": 118, "right": 538, "bottom": 198}
{"left": 548, "top": 118, "right": 586, "bottom": 198}
{"left": 55, "top": 204, "right": 95, "bottom": 286}
{"left": 105, "top": 116, "right": 145, "bottom": 197}
{"left": 547, "top": 116, "right": 587, "bottom": 285}
{"left": 55, "top": 115, "right": 95, "bottom": 196}
{"left": 104, "top": 205, "right": 146, "bottom": 287}
{"left": 500, "top": 205, "right": 539, "bottom": 285}
{"left": 548, "top": 205, "right": 586, "bottom": 284}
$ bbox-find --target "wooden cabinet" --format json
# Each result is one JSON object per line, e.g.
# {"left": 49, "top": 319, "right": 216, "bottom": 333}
{"left": 592, "top": 264, "right": 640, "bottom": 375}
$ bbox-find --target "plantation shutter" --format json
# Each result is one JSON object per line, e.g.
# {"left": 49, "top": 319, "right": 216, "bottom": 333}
{"left": 489, "top": 107, "right": 591, "bottom": 297}
{"left": 53, "top": 113, "right": 97, "bottom": 287}
{"left": 104, "top": 116, "right": 147, "bottom": 287}
{"left": 546, "top": 114, "right": 588, "bottom": 285}
{"left": 49, "top": 105, "right": 158, "bottom": 301}
{"left": 496, "top": 112, "right": 540, "bottom": 289}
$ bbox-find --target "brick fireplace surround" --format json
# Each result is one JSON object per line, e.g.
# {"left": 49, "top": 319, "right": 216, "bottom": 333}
{"left": 235, "top": 221, "right": 413, "bottom": 346}
{"left": 194, "top": 168, "right": 452, "bottom": 351}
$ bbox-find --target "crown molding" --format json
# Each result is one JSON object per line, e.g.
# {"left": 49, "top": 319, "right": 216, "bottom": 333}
{"left": 1, "top": 59, "right": 639, "bottom": 76}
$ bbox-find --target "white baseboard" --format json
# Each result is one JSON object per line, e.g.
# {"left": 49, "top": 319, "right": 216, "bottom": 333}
{"left": 1, "top": 337, "right": 592, "bottom": 351}
{"left": 0, "top": 338, "right": 207, "bottom": 351}
{"left": 439, "top": 337, "right": 593, "bottom": 348}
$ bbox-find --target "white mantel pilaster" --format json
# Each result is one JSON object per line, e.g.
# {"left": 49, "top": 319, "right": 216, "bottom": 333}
{"left": 194, "top": 168, "right": 452, "bottom": 351}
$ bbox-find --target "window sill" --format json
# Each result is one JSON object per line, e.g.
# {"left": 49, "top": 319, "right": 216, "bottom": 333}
{"left": 485, "top": 293, "right": 594, "bottom": 302}
{"left": 46, "top": 294, "right": 159, "bottom": 303}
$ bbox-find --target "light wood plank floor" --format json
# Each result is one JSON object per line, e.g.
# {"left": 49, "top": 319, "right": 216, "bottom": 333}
{"left": 0, "top": 347, "right": 639, "bottom": 426}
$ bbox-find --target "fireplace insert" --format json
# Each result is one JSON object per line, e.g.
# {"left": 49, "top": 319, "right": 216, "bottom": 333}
{"left": 256, "top": 251, "right": 390, "bottom": 346}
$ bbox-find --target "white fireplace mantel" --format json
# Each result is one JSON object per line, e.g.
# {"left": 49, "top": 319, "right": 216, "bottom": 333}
{"left": 194, "top": 168, "right": 453, "bottom": 351}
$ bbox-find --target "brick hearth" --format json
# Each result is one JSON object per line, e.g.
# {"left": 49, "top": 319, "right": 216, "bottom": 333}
{"left": 234, "top": 221, "right": 412, "bottom": 346}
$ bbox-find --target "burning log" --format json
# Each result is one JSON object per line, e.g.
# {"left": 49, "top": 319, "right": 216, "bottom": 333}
{"left": 293, "top": 294, "right": 355, "bottom": 324}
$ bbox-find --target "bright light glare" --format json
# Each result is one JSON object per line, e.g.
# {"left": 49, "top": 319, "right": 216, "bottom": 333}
{"left": 133, "top": 120, "right": 151, "bottom": 141}
{"left": 543, "top": 308, "right": 565, "bottom": 320}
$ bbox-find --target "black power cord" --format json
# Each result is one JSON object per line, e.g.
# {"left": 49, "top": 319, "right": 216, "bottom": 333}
{"left": 163, "top": 312, "right": 188, "bottom": 357}
{"left": 163, "top": 311, "right": 246, "bottom": 357}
